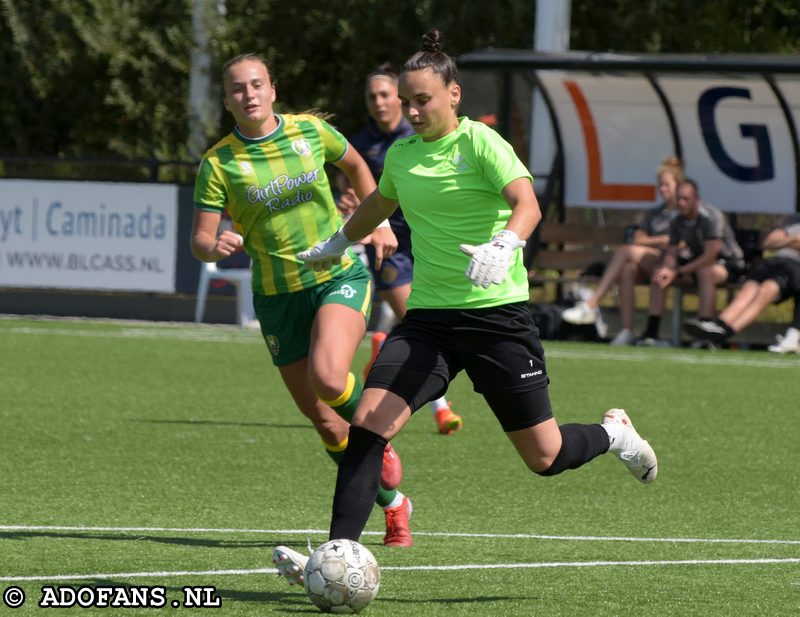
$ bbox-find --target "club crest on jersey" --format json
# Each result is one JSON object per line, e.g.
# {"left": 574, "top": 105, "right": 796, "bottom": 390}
{"left": 452, "top": 152, "right": 470, "bottom": 173}
{"left": 266, "top": 335, "right": 280, "bottom": 356}
{"left": 291, "top": 139, "right": 312, "bottom": 157}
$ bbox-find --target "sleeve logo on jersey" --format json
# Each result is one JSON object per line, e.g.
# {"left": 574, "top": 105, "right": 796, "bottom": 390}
{"left": 291, "top": 139, "right": 312, "bottom": 157}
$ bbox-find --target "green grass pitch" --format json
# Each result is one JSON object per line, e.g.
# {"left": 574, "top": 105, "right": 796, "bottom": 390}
{"left": 0, "top": 316, "right": 798, "bottom": 615}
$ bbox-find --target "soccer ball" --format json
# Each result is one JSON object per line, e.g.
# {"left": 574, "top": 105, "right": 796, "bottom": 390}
{"left": 304, "top": 539, "right": 380, "bottom": 614}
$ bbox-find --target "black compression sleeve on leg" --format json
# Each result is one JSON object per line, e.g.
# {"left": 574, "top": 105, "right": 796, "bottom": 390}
{"left": 536, "top": 423, "right": 610, "bottom": 476}
{"left": 329, "top": 425, "right": 387, "bottom": 541}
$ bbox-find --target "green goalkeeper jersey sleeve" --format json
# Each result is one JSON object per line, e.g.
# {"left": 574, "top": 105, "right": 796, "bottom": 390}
{"left": 378, "top": 117, "right": 532, "bottom": 309}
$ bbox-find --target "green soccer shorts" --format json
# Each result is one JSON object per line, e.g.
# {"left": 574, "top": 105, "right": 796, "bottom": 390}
{"left": 254, "top": 261, "right": 373, "bottom": 366}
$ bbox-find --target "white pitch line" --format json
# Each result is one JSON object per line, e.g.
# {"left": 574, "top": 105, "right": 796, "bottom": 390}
{"left": 385, "top": 558, "right": 800, "bottom": 571}
{"left": 545, "top": 347, "right": 800, "bottom": 369}
{"left": 411, "top": 531, "right": 800, "bottom": 545}
{"left": 1, "top": 558, "right": 800, "bottom": 583}
{"left": 1, "top": 525, "right": 799, "bottom": 546}
{"left": 5, "top": 325, "right": 799, "bottom": 368}
{"left": 0, "top": 569, "right": 274, "bottom": 583}
{"left": 6, "top": 326, "right": 259, "bottom": 345}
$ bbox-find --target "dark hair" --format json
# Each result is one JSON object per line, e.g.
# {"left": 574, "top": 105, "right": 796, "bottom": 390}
{"left": 679, "top": 178, "right": 699, "bottom": 195}
{"left": 402, "top": 29, "right": 458, "bottom": 85}
{"left": 366, "top": 62, "right": 399, "bottom": 85}
{"left": 222, "top": 52, "right": 272, "bottom": 81}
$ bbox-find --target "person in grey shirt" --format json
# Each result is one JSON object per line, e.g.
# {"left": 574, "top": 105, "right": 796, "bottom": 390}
{"left": 643, "top": 179, "right": 744, "bottom": 343}
{"left": 685, "top": 213, "right": 800, "bottom": 348}
{"left": 561, "top": 157, "right": 683, "bottom": 346}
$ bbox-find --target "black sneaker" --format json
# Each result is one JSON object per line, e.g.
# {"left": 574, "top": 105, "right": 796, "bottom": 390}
{"left": 689, "top": 339, "right": 720, "bottom": 351}
{"left": 683, "top": 318, "right": 730, "bottom": 344}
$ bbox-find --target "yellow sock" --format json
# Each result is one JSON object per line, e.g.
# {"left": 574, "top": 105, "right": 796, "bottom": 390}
{"left": 319, "top": 372, "right": 361, "bottom": 423}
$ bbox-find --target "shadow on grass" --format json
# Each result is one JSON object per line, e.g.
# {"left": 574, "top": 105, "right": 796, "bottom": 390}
{"left": 379, "top": 594, "right": 529, "bottom": 605}
{"left": 76, "top": 579, "right": 316, "bottom": 611}
{"left": 0, "top": 529, "right": 310, "bottom": 549}
{"left": 131, "top": 418, "right": 311, "bottom": 430}
{"left": 164, "top": 583, "right": 525, "bottom": 611}
{"left": 8, "top": 570, "right": 526, "bottom": 612}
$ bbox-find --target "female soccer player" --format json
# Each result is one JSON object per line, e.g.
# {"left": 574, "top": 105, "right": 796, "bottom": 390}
{"left": 191, "top": 53, "right": 412, "bottom": 547}
{"left": 273, "top": 30, "right": 657, "bottom": 582}
{"left": 346, "top": 63, "right": 462, "bottom": 434}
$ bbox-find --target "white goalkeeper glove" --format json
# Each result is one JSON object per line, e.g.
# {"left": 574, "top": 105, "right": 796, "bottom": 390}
{"left": 296, "top": 228, "right": 354, "bottom": 272}
{"left": 459, "top": 230, "right": 526, "bottom": 288}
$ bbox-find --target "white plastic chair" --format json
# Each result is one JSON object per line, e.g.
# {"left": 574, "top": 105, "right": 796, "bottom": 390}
{"left": 194, "top": 261, "right": 255, "bottom": 328}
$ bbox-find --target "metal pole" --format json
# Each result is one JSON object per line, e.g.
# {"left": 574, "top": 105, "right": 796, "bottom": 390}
{"left": 530, "top": 0, "right": 571, "bottom": 193}
{"left": 188, "top": 0, "right": 226, "bottom": 161}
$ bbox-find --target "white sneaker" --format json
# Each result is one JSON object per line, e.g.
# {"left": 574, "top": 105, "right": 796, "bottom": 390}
{"left": 635, "top": 337, "right": 670, "bottom": 348}
{"left": 602, "top": 408, "right": 657, "bottom": 484}
{"left": 768, "top": 327, "right": 800, "bottom": 354}
{"left": 273, "top": 545, "right": 309, "bottom": 587}
{"left": 562, "top": 301, "right": 599, "bottom": 325}
{"left": 595, "top": 312, "right": 609, "bottom": 338}
{"left": 610, "top": 329, "right": 636, "bottom": 346}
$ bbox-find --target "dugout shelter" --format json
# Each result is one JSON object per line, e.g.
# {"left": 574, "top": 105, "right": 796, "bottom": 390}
{"left": 456, "top": 50, "right": 800, "bottom": 344}
{"left": 456, "top": 49, "right": 800, "bottom": 219}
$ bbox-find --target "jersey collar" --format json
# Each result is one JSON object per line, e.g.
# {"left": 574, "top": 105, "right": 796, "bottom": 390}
{"left": 233, "top": 114, "right": 284, "bottom": 144}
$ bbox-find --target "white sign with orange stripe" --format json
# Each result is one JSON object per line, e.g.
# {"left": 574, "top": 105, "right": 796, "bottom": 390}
{"left": 538, "top": 72, "right": 796, "bottom": 214}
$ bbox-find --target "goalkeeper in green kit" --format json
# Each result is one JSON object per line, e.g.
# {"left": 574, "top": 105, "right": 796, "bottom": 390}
{"left": 274, "top": 29, "right": 658, "bottom": 584}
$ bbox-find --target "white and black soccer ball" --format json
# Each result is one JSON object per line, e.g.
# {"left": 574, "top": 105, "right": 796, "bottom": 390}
{"left": 304, "top": 539, "right": 380, "bottom": 614}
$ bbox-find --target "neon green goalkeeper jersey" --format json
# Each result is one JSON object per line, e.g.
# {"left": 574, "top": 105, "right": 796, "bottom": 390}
{"left": 378, "top": 117, "right": 532, "bottom": 309}
{"left": 194, "top": 113, "right": 355, "bottom": 296}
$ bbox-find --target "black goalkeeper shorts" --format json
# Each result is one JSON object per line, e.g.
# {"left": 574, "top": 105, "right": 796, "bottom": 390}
{"left": 365, "top": 302, "right": 552, "bottom": 431}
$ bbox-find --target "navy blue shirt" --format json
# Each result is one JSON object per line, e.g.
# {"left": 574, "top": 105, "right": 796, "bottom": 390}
{"left": 350, "top": 117, "right": 413, "bottom": 248}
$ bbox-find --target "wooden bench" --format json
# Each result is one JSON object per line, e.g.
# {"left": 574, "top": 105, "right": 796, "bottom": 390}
{"left": 527, "top": 221, "right": 754, "bottom": 346}
{"left": 528, "top": 222, "right": 628, "bottom": 280}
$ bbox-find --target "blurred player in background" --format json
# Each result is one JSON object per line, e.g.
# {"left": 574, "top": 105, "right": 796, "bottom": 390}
{"left": 191, "top": 53, "right": 412, "bottom": 548}
{"left": 340, "top": 63, "right": 463, "bottom": 434}
{"left": 273, "top": 30, "right": 657, "bottom": 581}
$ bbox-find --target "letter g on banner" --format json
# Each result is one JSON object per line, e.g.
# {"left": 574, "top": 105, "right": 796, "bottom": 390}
{"left": 698, "top": 87, "right": 774, "bottom": 182}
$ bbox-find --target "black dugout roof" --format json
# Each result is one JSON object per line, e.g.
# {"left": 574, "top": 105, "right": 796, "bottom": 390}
{"left": 457, "top": 49, "right": 800, "bottom": 74}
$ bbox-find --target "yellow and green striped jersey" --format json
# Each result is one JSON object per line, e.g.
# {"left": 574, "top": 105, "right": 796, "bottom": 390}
{"left": 194, "top": 113, "right": 355, "bottom": 295}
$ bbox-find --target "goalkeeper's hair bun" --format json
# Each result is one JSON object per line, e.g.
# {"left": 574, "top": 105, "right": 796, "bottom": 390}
{"left": 402, "top": 29, "right": 458, "bottom": 86}
{"left": 421, "top": 29, "right": 445, "bottom": 53}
